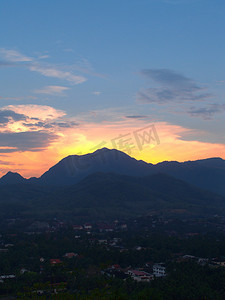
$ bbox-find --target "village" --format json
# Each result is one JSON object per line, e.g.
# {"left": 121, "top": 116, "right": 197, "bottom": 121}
{"left": 1, "top": 215, "right": 225, "bottom": 298}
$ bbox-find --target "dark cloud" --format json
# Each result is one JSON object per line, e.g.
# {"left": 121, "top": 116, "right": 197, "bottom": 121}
{"left": 0, "top": 131, "right": 59, "bottom": 152}
{"left": 138, "top": 68, "right": 211, "bottom": 104}
{"left": 0, "top": 160, "right": 17, "bottom": 165}
{"left": 188, "top": 104, "right": 225, "bottom": 119}
{"left": 51, "top": 121, "right": 79, "bottom": 128}
{"left": 125, "top": 115, "right": 148, "bottom": 119}
{"left": 22, "top": 121, "right": 79, "bottom": 129}
{"left": 22, "top": 122, "right": 53, "bottom": 129}
{"left": 141, "top": 69, "right": 199, "bottom": 91}
{"left": 138, "top": 87, "right": 210, "bottom": 104}
{"left": 0, "top": 110, "right": 27, "bottom": 125}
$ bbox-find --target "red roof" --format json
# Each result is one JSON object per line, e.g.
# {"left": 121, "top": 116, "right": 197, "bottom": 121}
{"left": 130, "top": 270, "right": 150, "bottom": 276}
{"left": 111, "top": 264, "right": 121, "bottom": 269}
{"left": 50, "top": 259, "right": 62, "bottom": 265}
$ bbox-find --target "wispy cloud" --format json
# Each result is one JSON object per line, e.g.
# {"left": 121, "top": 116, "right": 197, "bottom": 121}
{"left": 0, "top": 48, "right": 87, "bottom": 85}
{"left": 0, "top": 160, "right": 17, "bottom": 165}
{"left": 188, "top": 103, "right": 225, "bottom": 119}
{"left": 216, "top": 80, "right": 225, "bottom": 86}
{"left": 34, "top": 85, "right": 70, "bottom": 95}
{"left": 138, "top": 68, "right": 211, "bottom": 104}
{"left": 0, "top": 96, "right": 21, "bottom": 101}
{"left": 29, "top": 63, "right": 86, "bottom": 85}
{"left": 0, "top": 48, "right": 33, "bottom": 62}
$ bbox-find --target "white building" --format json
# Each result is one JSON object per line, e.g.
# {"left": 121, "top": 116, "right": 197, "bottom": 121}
{"left": 153, "top": 264, "right": 166, "bottom": 277}
{"left": 127, "top": 270, "right": 154, "bottom": 282}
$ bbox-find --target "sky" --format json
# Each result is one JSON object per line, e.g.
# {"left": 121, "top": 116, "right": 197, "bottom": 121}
{"left": 0, "top": 0, "right": 225, "bottom": 178}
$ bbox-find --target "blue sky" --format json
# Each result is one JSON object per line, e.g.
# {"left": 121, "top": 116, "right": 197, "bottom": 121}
{"left": 0, "top": 0, "right": 225, "bottom": 177}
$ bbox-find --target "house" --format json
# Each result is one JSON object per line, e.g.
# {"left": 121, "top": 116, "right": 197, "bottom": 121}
{"left": 98, "top": 239, "right": 108, "bottom": 244}
{"left": 64, "top": 252, "right": 78, "bottom": 259}
{"left": 127, "top": 270, "right": 154, "bottom": 282}
{"left": 20, "top": 268, "right": 28, "bottom": 274}
{"left": 97, "top": 223, "right": 114, "bottom": 232}
{"left": 73, "top": 225, "right": 83, "bottom": 230}
{"left": 50, "top": 259, "right": 62, "bottom": 266}
{"left": 212, "top": 261, "right": 225, "bottom": 267}
{"left": 153, "top": 264, "right": 166, "bottom": 277}
{"left": 120, "top": 224, "right": 127, "bottom": 230}
{"left": 197, "top": 258, "right": 209, "bottom": 266}
{"left": 182, "top": 255, "right": 196, "bottom": 261}
{"left": 111, "top": 264, "right": 121, "bottom": 270}
{"left": 84, "top": 223, "right": 92, "bottom": 229}
{"left": 135, "top": 246, "right": 142, "bottom": 251}
{"left": 0, "top": 274, "right": 16, "bottom": 282}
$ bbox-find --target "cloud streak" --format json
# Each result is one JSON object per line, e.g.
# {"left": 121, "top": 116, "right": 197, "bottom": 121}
{"left": 125, "top": 115, "right": 148, "bottom": 119}
{"left": 188, "top": 103, "right": 225, "bottom": 119}
{"left": 0, "top": 48, "right": 33, "bottom": 62}
{"left": 34, "top": 85, "right": 70, "bottom": 95}
{"left": 30, "top": 64, "right": 86, "bottom": 85}
{"left": 138, "top": 68, "right": 211, "bottom": 104}
{"left": 0, "top": 48, "right": 87, "bottom": 85}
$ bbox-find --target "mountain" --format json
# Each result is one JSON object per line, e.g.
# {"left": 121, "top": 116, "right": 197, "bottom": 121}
{"left": 151, "top": 157, "right": 225, "bottom": 196}
{"left": 0, "top": 148, "right": 225, "bottom": 196}
{"left": 38, "top": 148, "right": 152, "bottom": 185}
{"left": 49, "top": 172, "right": 225, "bottom": 218}
{"left": 38, "top": 149, "right": 225, "bottom": 196}
{"left": 0, "top": 172, "right": 224, "bottom": 220}
{"left": 0, "top": 171, "right": 27, "bottom": 185}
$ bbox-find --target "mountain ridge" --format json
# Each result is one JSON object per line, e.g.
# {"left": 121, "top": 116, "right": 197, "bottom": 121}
{"left": 0, "top": 148, "right": 225, "bottom": 196}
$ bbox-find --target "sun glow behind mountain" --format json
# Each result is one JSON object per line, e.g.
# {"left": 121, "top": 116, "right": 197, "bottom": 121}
{"left": 0, "top": 113, "right": 224, "bottom": 178}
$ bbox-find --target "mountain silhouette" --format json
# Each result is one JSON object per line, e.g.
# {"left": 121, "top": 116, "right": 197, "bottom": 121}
{"left": 0, "top": 171, "right": 26, "bottom": 185}
{"left": 0, "top": 148, "right": 225, "bottom": 196}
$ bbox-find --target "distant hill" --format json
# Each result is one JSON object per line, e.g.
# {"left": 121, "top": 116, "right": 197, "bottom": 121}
{"left": 46, "top": 172, "right": 224, "bottom": 219}
{"left": 0, "top": 172, "right": 224, "bottom": 221}
{"left": 151, "top": 158, "right": 225, "bottom": 196}
{"left": 0, "top": 171, "right": 26, "bottom": 185}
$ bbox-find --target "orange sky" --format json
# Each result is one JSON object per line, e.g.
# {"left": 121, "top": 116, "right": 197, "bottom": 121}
{"left": 0, "top": 112, "right": 224, "bottom": 178}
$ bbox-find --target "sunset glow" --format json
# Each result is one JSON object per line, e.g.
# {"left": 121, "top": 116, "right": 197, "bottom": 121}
{"left": 0, "top": 0, "right": 225, "bottom": 178}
